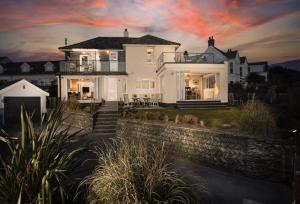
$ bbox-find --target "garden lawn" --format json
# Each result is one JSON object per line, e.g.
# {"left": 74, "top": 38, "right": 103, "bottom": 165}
{"left": 135, "top": 107, "right": 242, "bottom": 130}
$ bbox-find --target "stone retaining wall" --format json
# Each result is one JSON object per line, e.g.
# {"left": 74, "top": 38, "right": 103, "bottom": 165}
{"left": 117, "top": 119, "right": 292, "bottom": 183}
{"left": 63, "top": 111, "right": 93, "bottom": 133}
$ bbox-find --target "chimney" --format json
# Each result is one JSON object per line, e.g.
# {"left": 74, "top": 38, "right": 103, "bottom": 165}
{"left": 208, "top": 36, "right": 215, "bottom": 47}
{"left": 65, "top": 38, "right": 68, "bottom": 46}
{"left": 123, "top": 28, "right": 129, "bottom": 37}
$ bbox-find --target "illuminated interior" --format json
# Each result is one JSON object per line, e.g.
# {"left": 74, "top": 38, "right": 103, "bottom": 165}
{"left": 184, "top": 73, "right": 219, "bottom": 100}
{"left": 67, "top": 79, "right": 94, "bottom": 100}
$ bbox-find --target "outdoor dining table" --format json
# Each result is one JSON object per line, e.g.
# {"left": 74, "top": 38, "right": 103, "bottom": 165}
{"left": 143, "top": 97, "right": 151, "bottom": 107}
{"left": 132, "top": 97, "right": 141, "bottom": 107}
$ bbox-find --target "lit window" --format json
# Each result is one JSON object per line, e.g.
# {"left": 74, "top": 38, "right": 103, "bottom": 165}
{"left": 142, "top": 80, "right": 150, "bottom": 89}
{"left": 206, "top": 76, "right": 215, "bottom": 89}
{"left": 146, "top": 48, "right": 154, "bottom": 62}
{"left": 110, "top": 52, "right": 118, "bottom": 61}
{"left": 150, "top": 81, "right": 155, "bottom": 89}
{"left": 136, "top": 81, "right": 141, "bottom": 89}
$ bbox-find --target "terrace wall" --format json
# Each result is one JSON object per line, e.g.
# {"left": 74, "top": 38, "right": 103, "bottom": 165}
{"left": 117, "top": 119, "right": 293, "bottom": 183}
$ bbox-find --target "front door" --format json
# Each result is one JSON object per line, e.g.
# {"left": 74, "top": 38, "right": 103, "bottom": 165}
{"left": 107, "top": 78, "right": 118, "bottom": 101}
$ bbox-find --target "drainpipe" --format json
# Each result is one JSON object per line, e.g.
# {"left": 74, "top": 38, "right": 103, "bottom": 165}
{"left": 58, "top": 74, "right": 62, "bottom": 102}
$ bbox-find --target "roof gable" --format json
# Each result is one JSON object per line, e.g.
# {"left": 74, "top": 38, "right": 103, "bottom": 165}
{"left": 0, "top": 79, "right": 49, "bottom": 96}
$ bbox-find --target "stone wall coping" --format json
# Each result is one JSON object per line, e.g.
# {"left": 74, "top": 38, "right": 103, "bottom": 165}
{"left": 118, "top": 119, "right": 284, "bottom": 142}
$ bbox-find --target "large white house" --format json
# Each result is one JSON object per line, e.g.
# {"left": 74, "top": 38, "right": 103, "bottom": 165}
{"left": 57, "top": 29, "right": 229, "bottom": 107}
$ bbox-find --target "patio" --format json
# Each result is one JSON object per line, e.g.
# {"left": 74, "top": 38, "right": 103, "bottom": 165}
{"left": 122, "top": 93, "right": 162, "bottom": 109}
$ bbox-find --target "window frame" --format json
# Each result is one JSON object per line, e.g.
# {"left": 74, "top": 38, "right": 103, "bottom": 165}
{"left": 146, "top": 47, "right": 154, "bottom": 63}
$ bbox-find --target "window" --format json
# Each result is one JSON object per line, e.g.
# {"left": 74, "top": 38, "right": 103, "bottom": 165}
{"left": 122, "top": 79, "right": 127, "bottom": 93}
{"left": 229, "top": 62, "right": 233, "bottom": 74}
{"left": 240, "top": 67, "right": 243, "bottom": 76}
{"left": 248, "top": 67, "right": 250, "bottom": 73}
{"left": 150, "top": 81, "right": 155, "bottom": 89}
{"left": 142, "top": 80, "right": 150, "bottom": 89}
{"left": 136, "top": 79, "right": 155, "bottom": 89}
{"left": 205, "top": 76, "right": 215, "bottom": 89}
{"left": 146, "top": 48, "right": 154, "bottom": 62}
{"left": 110, "top": 51, "right": 118, "bottom": 61}
{"left": 0, "top": 65, "right": 4, "bottom": 73}
{"left": 136, "top": 81, "right": 141, "bottom": 89}
{"left": 44, "top": 62, "right": 54, "bottom": 72}
{"left": 80, "top": 55, "right": 88, "bottom": 65}
{"left": 20, "top": 63, "right": 31, "bottom": 73}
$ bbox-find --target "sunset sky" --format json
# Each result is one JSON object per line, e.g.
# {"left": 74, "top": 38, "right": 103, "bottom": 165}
{"left": 0, "top": 0, "right": 299, "bottom": 63}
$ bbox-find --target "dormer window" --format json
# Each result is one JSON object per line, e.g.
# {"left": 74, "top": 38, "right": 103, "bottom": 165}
{"left": 44, "top": 62, "right": 54, "bottom": 72}
{"left": 0, "top": 65, "right": 4, "bottom": 73}
{"left": 146, "top": 48, "right": 154, "bottom": 62}
{"left": 20, "top": 63, "right": 31, "bottom": 73}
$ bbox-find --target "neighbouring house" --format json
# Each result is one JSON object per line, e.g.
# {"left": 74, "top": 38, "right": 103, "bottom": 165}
{"left": 0, "top": 79, "right": 49, "bottom": 126}
{"left": 57, "top": 29, "right": 229, "bottom": 107}
{"left": 0, "top": 56, "right": 12, "bottom": 64}
{"left": 0, "top": 61, "right": 59, "bottom": 95}
{"left": 248, "top": 61, "right": 268, "bottom": 81}
{"left": 203, "top": 36, "right": 268, "bottom": 84}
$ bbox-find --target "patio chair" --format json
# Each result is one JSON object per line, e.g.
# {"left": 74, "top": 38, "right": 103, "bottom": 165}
{"left": 123, "top": 93, "right": 131, "bottom": 107}
{"left": 150, "top": 94, "right": 158, "bottom": 107}
{"left": 132, "top": 94, "right": 141, "bottom": 108}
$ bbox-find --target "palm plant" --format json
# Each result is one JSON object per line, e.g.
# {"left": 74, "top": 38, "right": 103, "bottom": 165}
{"left": 0, "top": 103, "right": 85, "bottom": 203}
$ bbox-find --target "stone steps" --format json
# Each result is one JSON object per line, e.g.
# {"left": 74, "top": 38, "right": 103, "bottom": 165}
{"left": 92, "top": 101, "right": 119, "bottom": 140}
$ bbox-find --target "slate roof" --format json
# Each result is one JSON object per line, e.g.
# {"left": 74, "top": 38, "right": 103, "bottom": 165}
{"left": 248, "top": 61, "right": 268, "bottom": 66}
{"left": 212, "top": 47, "right": 238, "bottom": 59}
{"left": 223, "top": 50, "right": 238, "bottom": 59}
{"left": 0, "top": 79, "right": 22, "bottom": 90}
{"left": 240, "top": 56, "right": 247, "bottom": 64}
{"left": 0, "top": 56, "right": 12, "bottom": 64}
{"left": 59, "top": 34, "right": 181, "bottom": 50}
{"left": 0, "top": 61, "right": 59, "bottom": 75}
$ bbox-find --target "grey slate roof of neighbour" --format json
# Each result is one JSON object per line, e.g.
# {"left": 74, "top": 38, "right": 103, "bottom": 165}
{"left": 0, "top": 56, "right": 12, "bottom": 63}
{"left": 0, "top": 79, "right": 22, "bottom": 90}
{"left": 0, "top": 61, "right": 60, "bottom": 75}
{"left": 248, "top": 61, "right": 268, "bottom": 66}
{"left": 240, "top": 56, "right": 247, "bottom": 64}
{"left": 59, "top": 34, "right": 181, "bottom": 50}
{"left": 223, "top": 50, "right": 238, "bottom": 59}
{"left": 212, "top": 47, "right": 238, "bottom": 59}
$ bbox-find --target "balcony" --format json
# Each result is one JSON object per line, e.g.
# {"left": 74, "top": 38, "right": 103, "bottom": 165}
{"left": 59, "top": 60, "right": 126, "bottom": 75}
{"left": 157, "top": 52, "right": 215, "bottom": 72}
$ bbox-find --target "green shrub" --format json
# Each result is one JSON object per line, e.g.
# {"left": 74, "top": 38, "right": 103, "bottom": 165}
{"left": 182, "top": 114, "right": 199, "bottom": 125}
{"left": 239, "top": 102, "right": 275, "bottom": 136}
{"left": 0, "top": 103, "right": 84, "bottom": 203}
{"left": 209, "top": 119, "right": 223, "bottom": 129}
{"left": 84, "top": 139, "right": 206, "bottom": 203}
{"left": 175, "top": 114, "right": 182, "bottom": 124}
{"left": 163, "top": 114, "right": 169, "bottom": 122}
{"left": 65, "top": 97, "right": 79, "bottom": 111}
{"left": 146, "top": 111, "right": 161, "bottom": 120}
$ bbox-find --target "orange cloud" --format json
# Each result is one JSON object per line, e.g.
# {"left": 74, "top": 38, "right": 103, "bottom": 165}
{"left": 165, "top": 0, "right": 213, "bottom": 39}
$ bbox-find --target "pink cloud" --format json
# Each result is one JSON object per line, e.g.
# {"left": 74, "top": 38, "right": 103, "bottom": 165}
{"left": 165, "top": 0, "right": 214, "bottom": 39}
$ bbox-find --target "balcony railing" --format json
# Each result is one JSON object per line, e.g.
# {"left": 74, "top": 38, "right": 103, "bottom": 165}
{"left": 59, "top": 60, "right": 126, "bottom": 74}
{"left": 157, "top": 52, "right": 215, "bottom": 72}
